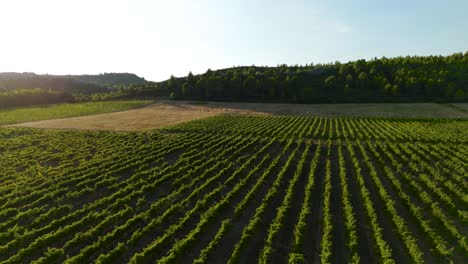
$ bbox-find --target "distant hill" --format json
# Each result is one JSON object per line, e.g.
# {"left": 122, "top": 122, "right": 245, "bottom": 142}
{"left": 59, "top": 73, "right": 147, "bottom": 88}
{"left": 0, "top": 72, "right": 146, "bottom": 93}
{"left": 0, "top": 72, "right": 147, "bottom": 108}
{"left": 0, "top": 72, "right": 147, "bottom": 93}
{"left": 0, "top": 73, "right": 108, "bottom": 94}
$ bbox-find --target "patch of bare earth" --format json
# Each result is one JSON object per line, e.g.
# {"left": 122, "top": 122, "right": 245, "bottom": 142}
{"left": 9, "top": 102, "right": 269, "bottom": 131}
{"left": 9, "top": 101, "right": 468, "bottom": 131}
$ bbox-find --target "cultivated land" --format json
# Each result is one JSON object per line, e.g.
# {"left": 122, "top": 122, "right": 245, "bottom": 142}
{"left": 8, "top": 101, "right": 468, "bottom": 131}
{"left": 8, "top": 101, "right": 266, "bottom": 131}
{"left": 0, "top": 100, "right": 153, "bottom": 126}
{"left": 452, "top": 103, "right": 468, "bottom": 112}
{"left": 188, "top": 101, "right": 468, "bottom": 118}
{"left": 1, "top": 115, "right": 467, "bottom": 263}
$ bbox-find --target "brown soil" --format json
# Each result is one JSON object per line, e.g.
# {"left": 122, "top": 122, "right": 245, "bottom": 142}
{"left": 9, "top": 101, "right": 468, "bottom": 131}
{"left": 9, "top": 101, "right": 268, "bottom": 131}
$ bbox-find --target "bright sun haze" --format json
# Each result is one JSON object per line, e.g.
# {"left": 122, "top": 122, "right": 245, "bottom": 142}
{"left": 1, "top": 0, "right": 467, "bottom": 81}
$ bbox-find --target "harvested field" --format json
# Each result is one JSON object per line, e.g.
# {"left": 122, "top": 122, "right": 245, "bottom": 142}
{"left": 9, "top": 102, "right": 267, "bottom": 131}
{"left": 192, "top": 101, "right": 468, "bottom": 118}
{"left": 451, "top": 103, "right": 468, "bottom": 112}
{"left": 9, "top": 101, "right": 468, "bottom": 131}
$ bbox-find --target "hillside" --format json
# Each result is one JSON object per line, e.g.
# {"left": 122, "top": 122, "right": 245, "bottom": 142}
{"left": 0, "top": 72, "right": 146, "bottom": 108}
{"left": 0, "top": 72, "right": 108, "bottom": 94}
{"left": 126, "top": 52, "right": 468, "bottom": 103}
{"left": 0, "top": 72, "right": 146, "bottom": 91}
{"left": 60, "top": 73, "right": 147, "bottom": 88}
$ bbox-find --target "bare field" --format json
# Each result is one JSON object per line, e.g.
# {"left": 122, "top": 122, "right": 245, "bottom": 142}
{"left": 9, "top": 102, "right": 267, "bottom": 131}
{"left": 451, "top": 103, "right": 468, "bottom": 112}
{"left": 197, "top": 101, "right": 468, "bottom": 118}
{"left": 10, "top": 101, "right": 468, "bottom": 131}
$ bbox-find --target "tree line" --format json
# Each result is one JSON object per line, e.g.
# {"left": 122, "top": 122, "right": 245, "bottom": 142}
{"left": 125, "top": 52, "right": 468, "bottom": 103}
{"left": 0, "top": 88, "right": 73, "bottom": 108}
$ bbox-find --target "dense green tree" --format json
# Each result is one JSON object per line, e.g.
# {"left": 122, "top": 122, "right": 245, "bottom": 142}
{"left": 302, "top": 86, "right": 314, "bottom": 100}
{"left": 391, "top": 84, "right": 400, "bottom": 96}
{"left": 345, "top": 74, "right": 354, "bottom": 89}
{"left": 195, "top": 78, "right": 206, "bottom": 99}
{"left": 167, "top": 75, "right": 180, "bottom": 97}
{"left": 187, "top": 72, "right": 195, "bottom": 87}
{"left": 265, "top": 77, "right": 277, "bottom": 99}
{"left": 182, "top": 82, "right": 192, "bottom": 97}
{"left": 344, "top": 84, "right": 351, "bottom": 96}
{"left": 445, "top": 83, "right": 456, "bottom": 99}
{"left": 324, "top": 75, "right": 337, "bottom": 89}
{"left": 357, "top": 72, "right": 369, "bottom": 90}
{"left": 230, "top": 73, "right": 243, "bottom": 99}
{"left": 384, "top": 83, "right": 393, "bottom": 95}
{"left": 454, "top": 89, "right": 465, "bottom": 100}
{"left": 243, "top": 75, "right": 257, "bottom": 98}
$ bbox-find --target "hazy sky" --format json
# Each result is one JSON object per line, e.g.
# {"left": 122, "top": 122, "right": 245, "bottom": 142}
{"left": 1, "top": 0, "right": 467, "bottom": 81}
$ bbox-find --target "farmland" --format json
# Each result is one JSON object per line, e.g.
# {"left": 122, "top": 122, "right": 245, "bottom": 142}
{"left": 0, "top": 115, "right": 467, "bottom": 263}
{"left": 0, "top": 100, "right": 153, "bottom": 126}
{"left": 8, "top": 101, "right": 468, "bottom": 131}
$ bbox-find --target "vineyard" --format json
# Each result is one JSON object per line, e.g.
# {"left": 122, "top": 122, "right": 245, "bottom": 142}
{"left": 0, "top": 115, "right": 467, "bottom": 263}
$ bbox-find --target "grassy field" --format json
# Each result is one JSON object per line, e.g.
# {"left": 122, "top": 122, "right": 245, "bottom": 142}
{"left": 0, "top": 100, "right": 153, "bottom": 125}
{"left": 9, "top": 101, "right": 468, "bottom": 131}
{"left": 0, "top": 115, "right": 467, "bottom": 263}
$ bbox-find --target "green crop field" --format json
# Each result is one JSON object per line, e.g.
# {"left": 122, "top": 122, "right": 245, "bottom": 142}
{"left": 0, "top": 100, "right": 153, "bottom": 125}
{"left": 0, "top": 115, "right": 467, "bottom": 263}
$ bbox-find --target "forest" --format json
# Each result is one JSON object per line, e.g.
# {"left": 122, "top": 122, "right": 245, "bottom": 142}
{"left": 126, "top": 52, "right": 468, "bottom": 103}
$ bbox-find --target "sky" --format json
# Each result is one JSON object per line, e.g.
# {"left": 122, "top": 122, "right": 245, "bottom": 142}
{"left": 0, "top": 0, "right": 467, "bottom": 81}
